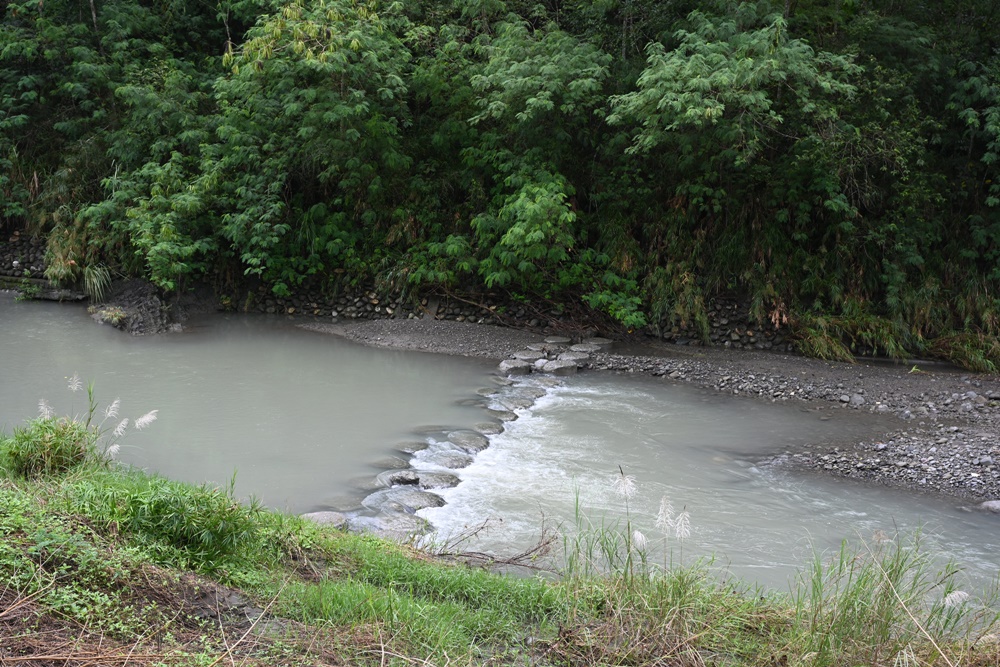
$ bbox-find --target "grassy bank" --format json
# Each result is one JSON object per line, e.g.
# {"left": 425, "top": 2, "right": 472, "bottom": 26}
{"left": 2, "top": 394, "right": 999, "bottom": 665}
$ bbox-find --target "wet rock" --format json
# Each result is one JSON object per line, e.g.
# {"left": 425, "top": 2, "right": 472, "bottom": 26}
{"left": 978, "top": 500, "right": 1000, "bottom": 513}
{"left": 375, "top": 469, "right": 420, "bottom": 487}
{"left": 475, "top": 421, "right": 504, "bottom": 435}
{"left": 396, "top": 441, "right": 430, "bottom": 455}
{"left": 347, "top": 512, "right": 431, "bottom": 540}
{"left": 421, "top": 450, "right": 474, "bottom": 469}
{"left": 498, "top": 359, "right": 532, "bottom": 375}
{"left": 583, "top": 337, "right": 614, "bottom": 350}
{"left": 850, "top": 393, "right": 865, "bottom": 407}
{"left": 416, "top": 472, "right": 461, "bottom": 489}
{"left": 544, "top": 336, "right": 572, "bottom": 345}
{"left": 300, "top": 511, "right": 348, "bottom": 529}
{"left": 558, "top": 351, "right": 591, "bottom": 362}
{"left": 541, "top": 359, "right": 578, "bottom": 375}
{"left": 362, "top": 488, "right": 445, "bottom": 513}
{"left": 570, "top": 343, "right": 601, "bottom": 353}
{"left": 447, "top": 430, "right": 490, "bottom": 453}
{"left": 512, "top": 350, "right": 547, "bottom": 362}
{"left": 486, "top": 408, "right": 518, "bottom": 422}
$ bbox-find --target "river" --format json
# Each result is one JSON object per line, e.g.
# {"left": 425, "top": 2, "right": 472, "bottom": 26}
{"left": 2, "top": 294, "right": 999, "bottom": 592}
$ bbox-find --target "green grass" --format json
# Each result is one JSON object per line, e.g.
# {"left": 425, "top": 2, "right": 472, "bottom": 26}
{"left": 2, "top": 405, "right": 999, "bottom": 666}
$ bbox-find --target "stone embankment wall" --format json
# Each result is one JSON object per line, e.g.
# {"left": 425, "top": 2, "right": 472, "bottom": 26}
{"left": 0, "top": 233, "right": 46, "bottom": 279}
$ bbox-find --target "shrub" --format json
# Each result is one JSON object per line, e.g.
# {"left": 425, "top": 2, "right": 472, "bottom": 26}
{"left": 1, "top": 417, "right": 97, "bottom": 478}
{"left": 68, "top": 473, "right": 262, "bottom": 570}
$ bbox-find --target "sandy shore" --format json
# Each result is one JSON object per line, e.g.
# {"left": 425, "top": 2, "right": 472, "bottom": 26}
{"left": 304, "top": 318, "right": 1000, "bottom": 505}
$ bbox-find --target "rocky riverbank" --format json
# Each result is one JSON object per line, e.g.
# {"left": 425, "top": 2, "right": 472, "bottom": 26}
{"left": 319, "top": 318, "right": 1000, "bottom": 508}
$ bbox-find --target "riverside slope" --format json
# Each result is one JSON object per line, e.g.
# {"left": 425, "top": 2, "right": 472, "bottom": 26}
{"left": 306, "top": 318, "right": 1000, "bottom": 506}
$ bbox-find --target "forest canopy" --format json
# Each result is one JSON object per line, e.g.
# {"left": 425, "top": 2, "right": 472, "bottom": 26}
{"left": 3, "top": 0, "right": 1000, "bottom": 367}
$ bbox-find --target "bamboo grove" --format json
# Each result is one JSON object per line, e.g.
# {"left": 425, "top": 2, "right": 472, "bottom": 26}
{"left": 3, "top": 0, "right": 1000, "bottom": 367}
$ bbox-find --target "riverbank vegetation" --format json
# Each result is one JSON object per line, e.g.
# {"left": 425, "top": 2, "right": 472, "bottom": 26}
{"left": 3, "top": 0, "right": 1000, "bottom": 368}
{"left": 2, "top": 397, "right": 999, "bottom": 665}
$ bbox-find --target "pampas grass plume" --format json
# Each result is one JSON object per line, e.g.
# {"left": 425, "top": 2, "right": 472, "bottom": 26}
{"left": 135, "top": 410, "right": 158, "bottom": 430}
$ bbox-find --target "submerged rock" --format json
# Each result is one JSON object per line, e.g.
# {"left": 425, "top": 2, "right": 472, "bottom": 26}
{"left": 978, "top": 500, "right": 1000, "bottom": 513}
{"left": 474, "top": 421, "right": 504, "bottom": 435}
{"left": 421, "top": 450, "right": 474, "bottom": 469}
{"left": 447, "top": 430, "right": 490, "bottom": 453}
{"left": 347, "top": 512, "right": 431, "bottom": 540}
{"left": 362, "top": 487, "right": 445, "bottom": 513}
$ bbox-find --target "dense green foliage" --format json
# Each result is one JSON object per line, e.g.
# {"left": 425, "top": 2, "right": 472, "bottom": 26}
{"left": 4, "top": 0, "right": 1000, "bottom": 364}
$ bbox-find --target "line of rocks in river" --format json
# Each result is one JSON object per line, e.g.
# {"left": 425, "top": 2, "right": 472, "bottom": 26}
{"left": 301, "top": 374, "right": 556, "bottom": 539}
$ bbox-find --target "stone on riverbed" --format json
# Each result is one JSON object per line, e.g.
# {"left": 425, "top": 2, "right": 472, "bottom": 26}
{"left": 475, "top": 421, "right": 504, "bottom": 435}
{"left": 512, "top": 350, "right": 547, "bottom": 362}
{"left": 448, "top": 430, "right": 490, "bottom": 453}
{"left": 583, "top": 337, "right": 614, "bottom": 350}
{"left": 375, "top": 469, "right": 420, "bottom": 487}
{"left": 545, "top": 336, "right": 572, "bottom": 345}
{"left": 498, "top": 359, "right": 533, "bottom": 375}
{"left": 570, "top": 343, "right": 601, "bottom": 353}
{"left": 978, "top": 500, "right": 1000, "bottom": 513}
{"left": 421, "top": 450, "right": 475, "bottom": 469}
{"left": 416, "top": 472, "right": 461, "bottom": 489}
{"left": 347, "top": 512, "right": 431, "bottom": 540}
{"left": 362, "top": 487, "right": 445, "bottom": 513}
{"left": 558, "top": 351, "right": 591, "bottom": 363}
{"left": 486, "top": 408, "right": 518, "bottom": 422}
{"left": 300, "top": 511, "right": 348, "bottom": 529}
{"left": 542, "top": 359, "right": 579, "bottom": 375}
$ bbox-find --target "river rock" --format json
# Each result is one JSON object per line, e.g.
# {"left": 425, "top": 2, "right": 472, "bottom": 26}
{"left": 486, "top": 408, "right": 518, "bottom": 422}
{"left": 300, "top": 511, "right": 348, "bottom": 529}
{"left": 978, "top": 500, "right": 1000, "bottom": 513}
{"left": 417, "top": 472, "right": 461, "bottom": 489}
{"left": 569, "top": 343, "right": 601, "bottom": 353}
{"left": 512, "top": 350, "right": 547, "bottom": 362}
{"left": 498, "top": 359, "right": 533, "bottom": 375}
{"left": 347, "top": 512, "right": 431, "bottom": 540}
{"left": 448, "top": 430, "right": 490, "bottom": 453}
{"left": 542, "top": 359, "right": 578, "bottom": 375}
{"left": 421, "top": 450, "right": 474, "bottom": 469}
{"left": 545, "top": 336, "right": 572, "bottom": 345}
{"left": 396, "top": 440, "right": 429, "bottom": 455}
{"left": 534, "top": 358, "right": 549, "bottom": 370}
{"left": 475, "top": 421, "right": 505, "bottom": 435}
{"left": 583, "top": 337, "right": 614, "bottom": 350}
{"left": 375, "top": 469, "right": 420, "bottom": 487}
{"left": 362, "top": 488, "right": 445, "bottom": 513}
{"left": 558, "top": 351, "right": 591, "bottom": 362}
{"left": 496, "top": 395, "right": 535, "bottom": 410}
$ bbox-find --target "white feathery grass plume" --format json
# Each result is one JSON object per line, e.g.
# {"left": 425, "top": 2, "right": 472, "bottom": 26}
{"left": 67, "top": 374, "right": 83, "bottom": 392}
{"left": 113, "top": 418, "right": 129, "bottom": 437}
{"left": 613, "top": 466, "right": 637, "bottom": 500}
{"left": 631, "top": 529, "right": 648, "bottom": 551}
{"left": 673, "top": 511, "right": 691, "bottom": 540}
{"left": 943, "top": 591, "right": 971, "bottom": 608}
{"left": 134, "top": 410, "right": 158, "bottom": 430}
{"left": 655, "top": 496, "right": 674, "bottom": 532}
{"left": 105, "top": 443, "right": 120, "bottom": 459}
{"left": 104, "top": 398, "right": 120, "bottom": 420}
{"left": 38, "top": 399, "right": 54, "bottom": 419}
